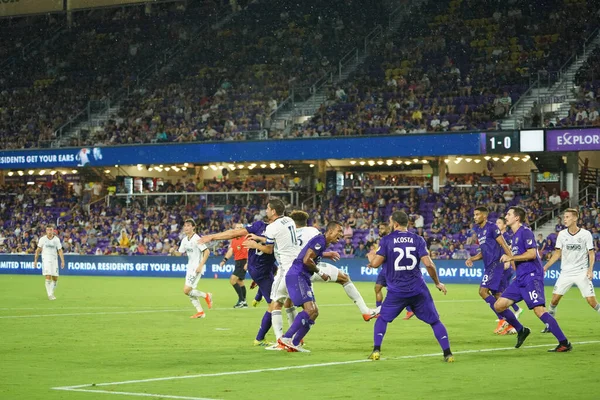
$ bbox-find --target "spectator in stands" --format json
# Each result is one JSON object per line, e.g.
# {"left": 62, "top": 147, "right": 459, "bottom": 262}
{"left": 343, "top": 238, "right": 354, "bottom": 257}
{"left": 452, "top": 244, "right": 470, "bottom": 260}
{"left": 354, "top": 242, "right": 367, "bottom": 258}
{"left": 549, "top": 189, "right": 562, "bottom": 206}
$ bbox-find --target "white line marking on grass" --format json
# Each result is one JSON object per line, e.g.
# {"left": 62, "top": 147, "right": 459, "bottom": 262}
{"left": 53, "top": 340, "right": 600, "bottom": 394}
{"left": 52, "top": 388, "right": 218, "bottom": 400}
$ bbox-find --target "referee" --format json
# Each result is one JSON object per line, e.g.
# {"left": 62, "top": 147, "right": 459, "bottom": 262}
{"left": 221, "top": 223, "right": 249, "bottom": 308}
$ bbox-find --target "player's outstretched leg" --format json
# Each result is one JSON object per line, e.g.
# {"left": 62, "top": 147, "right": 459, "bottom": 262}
{"left": 254, "top": 311, "right": 273, "bottom": 346}
{"left": 430, "top": 320, "right": 454, "bottom": 362}
{"left": 494, "top": 298, "right": 529, "bottom": 347}
{"left": 403, "top": 306, "right": 415, "bottom": 320}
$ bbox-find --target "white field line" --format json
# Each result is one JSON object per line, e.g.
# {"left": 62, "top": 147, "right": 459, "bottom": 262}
{"left": 52, "top": 388, "right": 218, "bottom": 400}
{"left": 53, "top": 340, "right": 600, "bottom": 393}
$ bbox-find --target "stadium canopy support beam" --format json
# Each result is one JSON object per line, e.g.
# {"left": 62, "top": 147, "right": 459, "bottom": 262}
{"left": 566, "top": 152, "right": 579, "bottom": 207}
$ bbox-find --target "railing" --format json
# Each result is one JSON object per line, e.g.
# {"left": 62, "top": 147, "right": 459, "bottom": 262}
{"left": 530, "top": 200, "right": 569, "bottom": 232}
{"left": 579, "top": 185, "right": 599, "bottom": 205}
{"left": 112, "top": 190, "right": 300, "bottom": 208}
{"left": 364, "top": 25, "right": 383, "bottom": 54}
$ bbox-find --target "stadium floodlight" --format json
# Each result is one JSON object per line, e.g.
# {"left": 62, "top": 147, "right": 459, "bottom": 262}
{"left": 17, "top": 171, "right": 24, "bottom": 176}
{"left": 422, "top": 159, "right": 429, "bottom": 164}
{"left": 465, "top": 158, "right": 472, "bottom": 163}
{"left": 444, "top": 159, "right": 450, "bottom": 164}
{"left": 184, "top": 163, "right": 189, "bottom": 167}
{"left": 309, "top": 164, "right": 315, "bottom": 168}
{"left": 104, "top": 170, "right": 111, "bottom": 174}
{"left": 71, "top": 170, "right": 77, "bottom": 174}
{"left": 368, "top": 160, "right": 375, "bottom": 166}
{"left": 181, "top": 167, "right": 187, "bottom": 171}
{"left": 202, "top": 166, "right": 208, "bottom": 170}
{"left": 395, "top": 160, "right": 402, "bottom": 164}
{"left": 522, "top": 157, "right": 529, "bottom": 162}
{"left": 7, "top": 171, "right": 13, "bottom": 176}
{"left": 279, "top": 164, "right": 284, "bottom": 168}
{"left": 237, "top": 165, "right": 244, "bottom": 169}
{"left": 474, "top": 159, "right": 481, "bottom": 163}
{"left": 39, "top": 170, "right": 46, "bottom": 175}
{"left": 50, "top": 171, "right": 56, "bottom": 175}
{"left": 350, "top": 160, "right": 356, "bottom": 165}
{"left": 492, "top": 157, "right": 500, "bottom": 161}
{"left": 512, "top": 156, "right": 520, "bottom": 161}
{"left": 165, "top": 167, "right": 171, "bottom": 171}
{"left": 484, "top": 156, "right": 491, "bottom": 160}
{"left": 359, "top": 161, "right": 366, "bottom": 165}
{"left": 28, "top": 170, "right": 34, "bottom": 175}
{"left": 210, "top": 165, "right": 218, "bottom": 171}
{"left": 405, "top": 161, "right": 412, "bottom": 165}
{"left": 376, "top": 160, "right": 384, "bottom": 165}
{"left": 260, "top": 164, "right": 267, "bottom": 168}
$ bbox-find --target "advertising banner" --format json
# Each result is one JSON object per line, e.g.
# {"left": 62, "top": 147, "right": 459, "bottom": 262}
{"left": 1, "top": 255, "right": 598, "bottom": 287}
{"left": 0, "top": 0, "right": 63, "bottom": 17}
{"left": 546, "top": 128, "right": 600, "bottom": 152}
{"left": 0, "top": 133, "right": 482, "bottom": 169}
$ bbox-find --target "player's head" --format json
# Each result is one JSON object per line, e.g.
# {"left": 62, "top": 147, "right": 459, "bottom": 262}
{"left": 473, "top": 206, "right": 489, "bottom": 225}
{"left": 325, "top": 220, "right": 343, "bottom": 245}
{"left": 496, "top": 216, "right": 507, "bottom": 231}
{"left": 266, "top": 198, "right": 285, "bottom": 221}
{"left": 289, "top": 210, "right": 309, "bottom": 228}
{"left": 45, "top": 225, "right": 55, "bottom": 238}
{"left": 234, "top": 223, "right": 244, "bottom": 230}
{"left": 506, "top": 206, "right": 526, "bottom": 227}
{"left": 183, "top": 219, "right": 196, "bottom": 234}
{"left": 378, "top": 222, "right": 389, "bottom": 236}
{"left": 389, "top": 211, "right": 409, "bottom": 229}
{"left": 563, "top": 208, "right": 579, "bottom": 228}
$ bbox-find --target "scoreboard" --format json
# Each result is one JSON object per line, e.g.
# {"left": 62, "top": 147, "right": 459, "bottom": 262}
{"left": 481, "top": 130, "right": 544, "bottom": 154}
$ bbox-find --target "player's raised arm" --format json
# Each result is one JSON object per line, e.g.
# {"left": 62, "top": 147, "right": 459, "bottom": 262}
{"left": 242, "top": 238, "right": 273, "bottom": 254}
{"left": 199, "top": 227, "right": 249, "bottom": 244}
{"left": 422, "top": 255, "right": 447, "bottom": 295}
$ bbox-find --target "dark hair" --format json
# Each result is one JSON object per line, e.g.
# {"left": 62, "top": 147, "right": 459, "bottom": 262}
{"left": 497, "top": 217, "right": 507, "bottom": 224}
{"left": 184, "top": 218, "right": 197, "bottom": 228}
{"left": 391, "top": 211, "right": 409, "bottom": 227}
{"left": 268, "top": 198, "right": 285, "bottom": 216}
{"left": 565, "top": 208, "right": 579, "bottom": 218}
{"left": 509, "top": 206, "right": 526, "bottom": 223}
{"left": 289, "top": 210, "right": 309, "bottom": 227}
{"left": 326, "top": 220, "right": 342, "bottom": 231}
{"left": 475, "top": 206, "right": 489, "bottom": 213}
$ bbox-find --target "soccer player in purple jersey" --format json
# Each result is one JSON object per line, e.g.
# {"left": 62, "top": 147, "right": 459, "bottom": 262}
{"left": 496, "top": 206, "right": 572, "bottom": 352}
{"left": 366, "top": 211, "right": 454, "bottom": 362}
{"left": 199, "top": 220, "right": 278, "bottom": 347}
{"left": 278, "top": 221, "right": 344, "bottom": 353}
{"left": 496, "top": 217, "right": 522, "bottom": 320}
{"left": 466, "top": 207, "right": 521, "bottom": 334}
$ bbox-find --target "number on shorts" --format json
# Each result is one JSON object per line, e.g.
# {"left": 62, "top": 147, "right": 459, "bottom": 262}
{"left": 287, "top": 226, "right": 297, "bottom": 245}
{"left": 393, "top": 247, "right": 417, "bottom": 271}
{"left": 528, "top": 290, "right": 539, "bottom": 301}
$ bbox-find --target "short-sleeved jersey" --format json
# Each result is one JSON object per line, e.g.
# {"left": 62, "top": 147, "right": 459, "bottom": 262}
{"left": 288, "top": 234, "right": 326, "bottom": 278}
{"left": 245, "top": 221, "right": 276, "bottom": 278}
{"left": 178, "top": 233, "right": 208, "bottom": 271}
{"left": 502, "top": 230, "right": 513, "bottom": 247}
{"left": 264, "top": 216, "right": 298, "bottom": 271}
{"left": 37, "top": 235, "right": 62, "bottom": 261}
{"left": 555, "top": 228, "right": 594, "bottom": 275}
{"left": 511, "top": 225, "right": 543, "bottom": 276}
{"left": 376, "top": 230, "right": 429, "bottom": 297}
{"left": 472, "top": 221, "right": 504, "bottom": 268}
{"left": 231, "top": 237, "right": 248, "bottom": 260}
{"left": 296, "top": 226, "right": 320, "bottom": 251}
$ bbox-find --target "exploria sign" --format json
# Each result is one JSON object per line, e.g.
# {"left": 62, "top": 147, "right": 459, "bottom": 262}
{"left": 546, "top": 128, "right": 600, "bottom": 151}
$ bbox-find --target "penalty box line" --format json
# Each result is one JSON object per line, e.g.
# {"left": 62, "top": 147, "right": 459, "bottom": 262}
{"left": 53, "top": 340, "right": 600, "bottom": 400}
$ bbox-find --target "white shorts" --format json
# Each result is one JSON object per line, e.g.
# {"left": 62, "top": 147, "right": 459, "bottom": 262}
{"left": 553, "top": 272, "right": 596, "bottom": 298}
{"left": 271, "top": 268, "right": 289, "bottom": 303}
{"left": 184, "top": 267, "right": 204, "bottom": 289}
{"left": 42, "top": 260, "right": 59, "bottom": 277}
{"left": 311, "top": 262, "right": 340, "bottom": 283}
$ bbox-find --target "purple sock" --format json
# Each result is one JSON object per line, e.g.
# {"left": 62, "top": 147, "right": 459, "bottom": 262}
{"left": 484, "top": 295, "right": 504, "bottom": 319}
{"left": 511, "top": 303, "right": 520, "bottom": 312}
{"left": 406, "top": 306, "right": 413, "bottom": 313}
{"left": 284, "top": 310, "right": 310, "bottom": 340}
{"left": 374, "top": 317, "right": 388, "bottom": 347}
{"left": 497, "top": 308, "right": 523, "bottom": 332}
{"left": 291, "top": 313, "right": 314, "bottom": 346}
{"left": 376, "top": 301, "right": 382, "bottom": 307}
{"left": 540, "top": 312, "right": 567, "bottom": 342}
{"left": 255, "top": 290, "right": 263, "bottom": 302}
{"left": 255, "top": 311, "right": 272, "bottom": 341}
{"left": 431, "top": 321, "right": 450, "bottom": 352}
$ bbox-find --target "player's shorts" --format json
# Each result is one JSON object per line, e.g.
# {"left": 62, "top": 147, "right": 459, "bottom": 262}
{"left": 311, "top": 262, "right": 340, "bottom": 283}
{"left": 270, "top": 268, "right": 289, "bottom": 303}
{"left": 497, "top": 267, "right": 515, "bottom": 294}
{"left": 501, "top": 273, "right": 546, "bottom": 309}
{"left": 553, "top": 271, "right": 596, "bottom": 298}
{"left": 42, "top": 260, "right": 59, "bottom": 276}
{"left": 481, "top": 261, "right": 505, "bottom": 292}
{"left": 185, "top": 268, "right": 203, "bottom": 289}
{"left": 380, "top": 289, "right": 440, "bottom": 324}
{"left": 286, "top": 272, "right": 315, "bottom": 307}
{"left": 232, "top": 259, "right": 247, "bottom": 280}
{"left": 376, "top": 269, "right": 387, "bottom": 287}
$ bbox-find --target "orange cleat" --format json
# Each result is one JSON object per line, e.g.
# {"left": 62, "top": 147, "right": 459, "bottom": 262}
{"left": 205, "top": 292, "right": 213, "bottom": 309}
{"left": 494, "top": 320, "right": 508, "bottom": 334}
{"left": 403, "top": 311, "right": 415, "bottom": 320}
{"left": 190, "top": 311, "right": 206, "bottom": 319}
{"left": 499, "top": 324, "right": 517, "bottom": 335}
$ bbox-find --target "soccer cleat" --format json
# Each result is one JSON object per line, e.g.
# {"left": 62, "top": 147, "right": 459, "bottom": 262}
{"left": 278, "top": 337, "right": 310, "bottom": 353}
{"left": 541, "top": 326, "right": 550, "bottom": 333}
{"left": 403, "top": 311, "right": 415, "bottom": 320}
{"left": 48, "top": 295, "right": 56, "bottom": 301}
{"left": 494, "top": 320, "right": 508, "bottom": 334}
{"left": 499, "top": 324, "right": 517, "bottom": 335}
{"left": 205, "top": 293, "right": 213, "bottom": 309}
{"left": 250, "top": 281, "right": 258, "bottom": 289}
{"left": 444, "top": 354, "right": 455, "bottom": 363}
{"left": 368, "top": 350, "right": 381, "bottom": 360}
{"left": 190, "top": 311, "right": 205, "bottom": 319}
{"left": 363, "top": 308, "right": 380, "bottom": 322}
{"left": 253, "top": 339, "right": 272, "bottom": 347}
{"left": 513, "top": 308, "right": 523, "bottom": 319}
{"left": 240, "top": 301, "right": 248, "bottom": 308}
{"left": 548, "top": 342, "right": 572, "bottom": 352}
{"left": 515, "top": 327, "right": 531, "bottom": 348}
{"left": 252, "top": 299, "right": 261, "bottom": 307}
{"left": 233, "top": 301, "right": 243, "bottom": 309}
{"left": 264, "top": 343, "right": 286, "bottom": 351}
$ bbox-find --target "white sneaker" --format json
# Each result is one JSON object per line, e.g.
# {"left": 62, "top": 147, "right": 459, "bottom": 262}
{"left": 265, "top": 343, "right": 285, "bottom": 351}
{"left": 514, "top": 308, "right": 523, "bottom": 319}
{"left": 278, "top": 337, "right": 311, "bottom": 353}
{"left": 48, "top": 295, "right": 56, "bottom": 300}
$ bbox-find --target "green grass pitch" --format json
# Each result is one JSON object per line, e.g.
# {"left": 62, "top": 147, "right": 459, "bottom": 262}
{"left": 1, "top": 275, "right": 599, "bottom": 400}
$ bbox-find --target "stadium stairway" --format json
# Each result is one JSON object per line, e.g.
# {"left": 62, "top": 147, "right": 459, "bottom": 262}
{"left": 502, "top": 30, "right": 600, "bottom": 130}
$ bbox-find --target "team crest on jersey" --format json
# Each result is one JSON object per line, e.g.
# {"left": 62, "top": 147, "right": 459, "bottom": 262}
{"left": 527, "top": 239, "right": 532, "bottom": 245}
{"left": 307, "top": 290, "right": 313, "bottom": 297}
{"left": 483, "top": 230, "right": 487, "bottom": 235}
{"left": 315, "top": 244, "right": 322, "bottom": 250}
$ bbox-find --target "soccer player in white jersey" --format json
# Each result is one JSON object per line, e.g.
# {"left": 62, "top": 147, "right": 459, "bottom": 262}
{"left": 242, "top": 198, "right": 298, "bottom": 347}
{"left": 170, "top": 219, "right": 212, "bottom": 318}
{"left": 542, "top": 208, "right": 599, "bottom": 331}
{"left": 290, "top": 210, "right": 378, "bottom": 321}
{"left": 34, "top": 225, "right": 65, "bottom": 300}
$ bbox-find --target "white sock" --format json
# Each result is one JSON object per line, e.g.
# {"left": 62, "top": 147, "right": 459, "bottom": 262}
{"left": 45, "top": 279, "right": 53, "bottom": 296}
{"left": 549, "top": 304, "right": 557, "bottom": 316}
{"left": 285, "top": 307, "right": 297, "bottom": 326}
{"left": 594, "top": 304, "right": 600, "bottom": 313}
{"left": 190, "top": 290, "right": 206, "bottom": 298}
{"left": 52, "top": 280, "right": 57, "bottom": 295}
{"left": 272, "top": 310, "right": 284, "bottom": 340}
{"left": 189, "top": 294, "right": 203, "bottom": 312}
{"left": 343, "top": 282, "right": 370, "bottom": 314}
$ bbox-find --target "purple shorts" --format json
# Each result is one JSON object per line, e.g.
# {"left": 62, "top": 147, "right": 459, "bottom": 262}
{"left": 376, "top": 269, "right": 387, "bottom": 287}
{"left": 254, "top": 276, "right": 274, "bottom": 304}
{"left": 481, "top": 261, "right": 505, "bottom": 292}
{"left": 286, "top": 272, "right": 315, "bottom": 307}
{"left": 380, "top": 289, "right": 440, "bottom": 325}
{"left": 497, "top": 267, "right": 515, "bottom": 294}
{"left": 501, "top": 273, "right": 546, "bottom": 309}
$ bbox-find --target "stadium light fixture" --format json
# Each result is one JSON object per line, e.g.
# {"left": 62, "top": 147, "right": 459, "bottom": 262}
{"left": 279, "top": 164, "right": 284, "bottom": 168}
{"left": 484, "top": 156, "right": 491, "bottom": 160}
{"left": 17, "top": 171, "right": 24, "bottom": 176}
{"left": 309, "top": 164, "right": 315, "bottom": 168}
{"left": 7, "top": 171, "right": 14, "bottom": 176}
{"left": 39, "top": 170, "right": 46, "bottom": 175}
{"left": 359, "top": 161, "right": 366, "bottom": 165}
{"left": 270, "top": 164, "right": 277, "bottom": 170}
{"left": 521, "top": 157, "right": 529, "bottom": 162}
{"left": 237, "top": 165, "right": 244, "bottom": 169}
{"left": 71, "top": 170, "right": 77, "bottom": 174}
{"left": 50, "top": 171, "right": 56, "bottom": 175}
{"left": 350, "top": 160, "right": 356, "bottom": 165}
{"left": 165, "top": 167, "right": 171, "bottom": 171}
{"left": 492, "top": 157, "right": 500, "bottom": 161}
{"left": 512, "top": 156, "right": 520, "bottom": 161}
{"left": 61, "top": 171, "right": 67, "bottom": 175}
{"left": 368, "top": 160, "right": 375, "bottom": 166}
{"left": 413, "top": 158, "right": 419, "bottom": 163}
{"left": 184, "top": 163, "right": 189, "bottom": 167}
{"left": 210, "top": 165, "right": 218, "bottom": 171}
{"left": 454, "top": 159, "right": 461, "bottom": 164}
{"left": 28, "top": 170, "right": 34, "bottom": 175}
{"left": 465, "top": 158, "right": 472, "bottom": 163}
{"left": 181, "top": 167, "right": 187, "bottom": 171}
{"left": 474, "top": 159, "right": 481, "bottom": 163}
{"left": 405, "top": 161, "right": 412, "bottom": 165}
{"left": 104, "top": 169, "right": 111, "bottom": 174}
{"left": 115, "top": 165, "right": 119, "bottom": 168}
{"left": 376, "top": 160, "right": 384, "bottom": 165}
{"left": 444, "top": 159, "right": 450, "bottom": 164}
{"left": 260, "top": 164, "right": 267, "bottom": 168}
{"left": 422, "top": 159, "right": 429, "bottom": 164}
{"left": 137, "top": 164, "right": 143, "bottom": 170}
{"left": 202, "top": 166, "right": 208, "bottom": 170}
{"left": 395, "top": 160, "right": 402, "bottom": 164}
